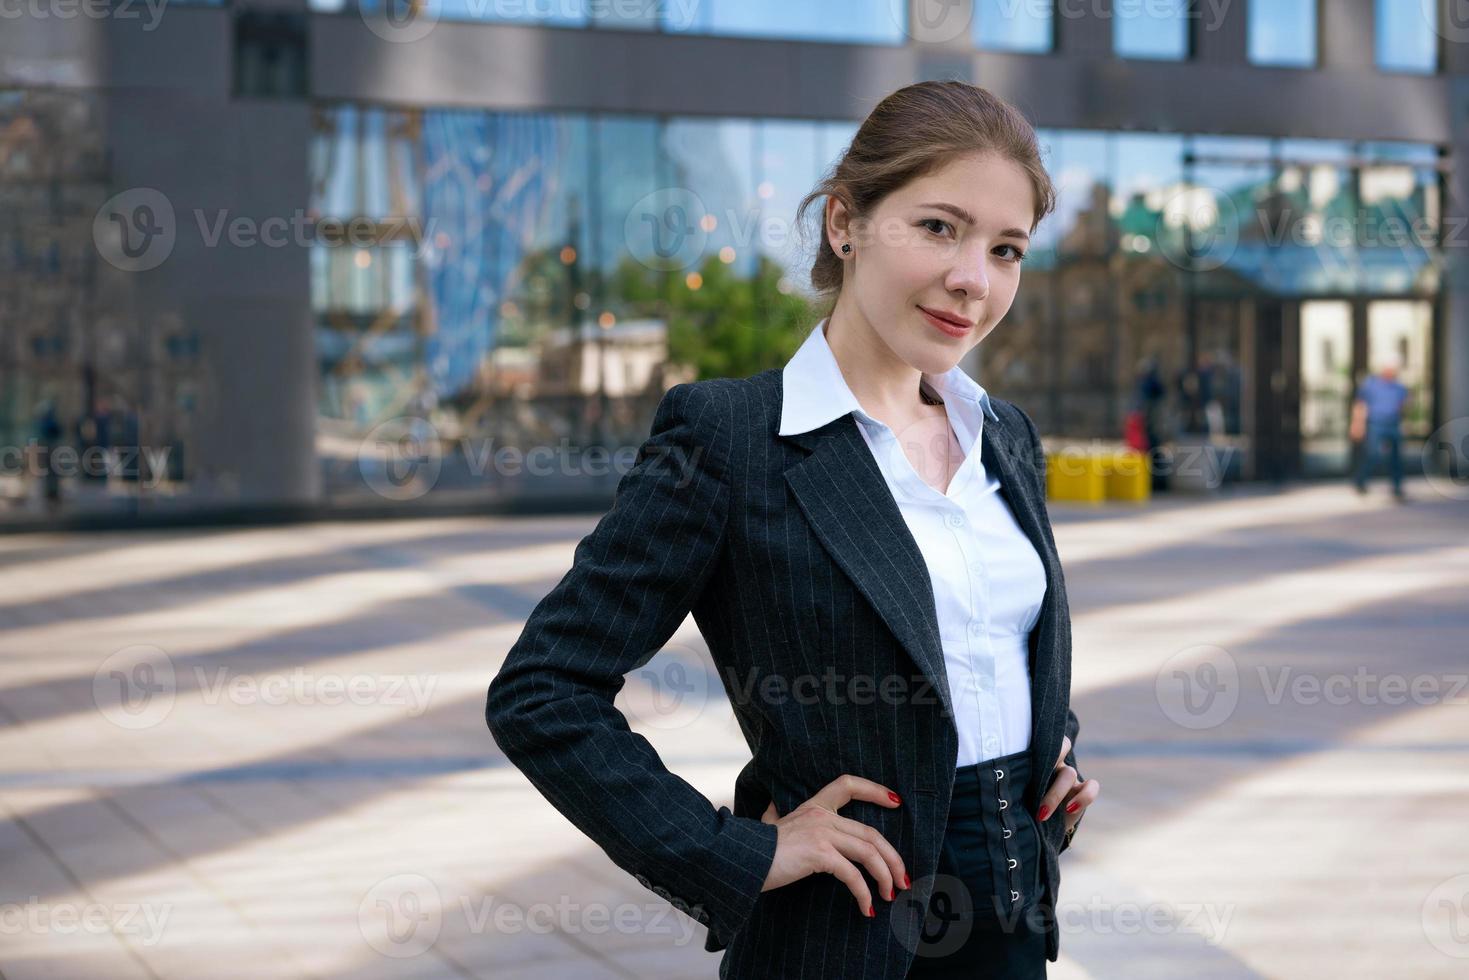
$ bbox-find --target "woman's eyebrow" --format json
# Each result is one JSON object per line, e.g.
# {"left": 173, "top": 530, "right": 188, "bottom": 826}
{"left": 916, "top": 202, "right": 1030, "bottom": 241}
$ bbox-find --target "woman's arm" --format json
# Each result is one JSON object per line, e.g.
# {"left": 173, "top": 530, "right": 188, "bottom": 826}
{"left": 485, "top": 382, "right": 778, "bottom": 947}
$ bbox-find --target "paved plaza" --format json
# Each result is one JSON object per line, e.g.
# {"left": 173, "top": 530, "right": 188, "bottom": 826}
{"left": 0, "top": 477, "right": 1466, "bottom": 978}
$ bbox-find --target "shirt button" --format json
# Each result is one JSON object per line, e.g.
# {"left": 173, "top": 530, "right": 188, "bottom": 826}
{"left": 977, "top": 675, "right": 992, "bottom": 692}
{"left": 946, "top": 513, "right": 965, "bottom": 528}
{"left": 969, "top": 622, "right": 984, "bottom": 637}
{"left": 984, "top": 736, "right": 998, "bottom": 751}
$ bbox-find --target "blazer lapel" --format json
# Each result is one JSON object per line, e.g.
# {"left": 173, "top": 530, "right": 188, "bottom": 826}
{"left": 782, "top": 416, "right": 956, "bottom": 728}
{"left": 978, "top": 414, "right": 1061, "bottom": 774}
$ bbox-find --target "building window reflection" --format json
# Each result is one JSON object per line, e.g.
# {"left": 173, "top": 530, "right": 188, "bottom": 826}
{"left": 1248, "top": 0, "right": 1317, "bottom": 68}
{"left": 1375, "top": 0, "right": 1438, "bottom": 74}
{"left": 1114, "top": 0, "right": 1190, "bottom": 60}
{"left": 975, "top": 0, "right": 1053, "bottom": 53}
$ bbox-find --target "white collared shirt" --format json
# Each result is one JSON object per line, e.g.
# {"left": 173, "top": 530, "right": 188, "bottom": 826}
{"left": 778, "top": 317, "right": 1046, "bottom": 766}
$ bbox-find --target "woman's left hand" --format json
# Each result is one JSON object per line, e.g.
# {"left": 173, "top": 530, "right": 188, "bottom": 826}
{"left": 1036, "top": 735, "right": 1099, "bottom": 837}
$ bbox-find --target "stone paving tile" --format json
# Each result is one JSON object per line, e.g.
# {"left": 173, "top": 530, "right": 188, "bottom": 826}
{"left": 0, "top": 479, "right": 1465, "bottom": 978}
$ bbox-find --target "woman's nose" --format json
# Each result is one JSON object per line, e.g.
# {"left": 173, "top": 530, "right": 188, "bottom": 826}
{"left": 946, "top": 260, "right": 990, "bottom": 300}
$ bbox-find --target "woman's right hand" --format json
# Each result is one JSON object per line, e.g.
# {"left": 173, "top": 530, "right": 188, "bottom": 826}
{"left": 758, "top": 775, "right": 910, "bottom": 918}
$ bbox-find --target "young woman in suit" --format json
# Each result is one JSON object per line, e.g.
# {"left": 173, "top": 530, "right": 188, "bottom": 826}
{"left": 487, "top": 80, "right": 1099, "bottom": 980}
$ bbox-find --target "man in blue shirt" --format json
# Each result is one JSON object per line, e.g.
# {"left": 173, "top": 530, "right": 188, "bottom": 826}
{"left": 1351, "top": 357, "right": 1410, "bottom": 500}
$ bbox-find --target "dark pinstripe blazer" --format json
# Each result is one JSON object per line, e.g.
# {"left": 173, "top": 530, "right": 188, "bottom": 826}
{"left": 485, "top": 367, "right": 1082, "bottom": 978}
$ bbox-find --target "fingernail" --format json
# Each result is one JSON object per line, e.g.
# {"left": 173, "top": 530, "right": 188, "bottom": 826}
{"left": 1065, "top": 801, "right": 1080, "bottom": 814}
{"left": 867, "top": 905, "right": 875, "bottom": 918}
{"left": 888, "top": 888, "right": 895, "bottom": 901}
{"left": 902, "top": 873, "right": 911, "bottom": 889}
{"left": 1038, "top": 805, "right": 1050, "bottom": 821}
{"left": 888, "top": 791, "right": 902, "bottom": 804}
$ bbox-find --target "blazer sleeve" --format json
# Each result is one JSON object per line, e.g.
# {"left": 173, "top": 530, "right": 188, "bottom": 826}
{"left": 484, "top": 381, "right": 779, "bottom": 948}
{"left": 1012, "top": 404, "right": 1086, "bottom": 851}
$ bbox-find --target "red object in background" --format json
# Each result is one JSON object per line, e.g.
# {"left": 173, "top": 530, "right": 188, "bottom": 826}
{"left": 1124, "top": 410, "right": 1149, "bottom": 452}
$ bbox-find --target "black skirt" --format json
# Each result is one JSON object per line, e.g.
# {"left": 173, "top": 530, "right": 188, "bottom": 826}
{"left": 905, "top": 747, "right": 1048, "bottom": 979}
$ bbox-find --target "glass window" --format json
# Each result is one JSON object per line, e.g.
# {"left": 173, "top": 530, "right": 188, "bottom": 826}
{"left": 1375, "top": 0, "right": 1438, "bottom": 73}
{"left": 975, "top": 0, "right": 1053, "bottom": 52}
{"left": 1248, "top": 0, "right": 1316, "bottom": 67}
{"left": 1114, "top": 0, "right": 1189, "bottom": 60}
{"left": 663, "top": 0, "right": 906, "bottom": 45}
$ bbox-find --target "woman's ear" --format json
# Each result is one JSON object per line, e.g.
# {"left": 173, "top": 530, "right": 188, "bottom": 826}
{"left": 825, "top": 193, "right": 852, "bottom": 252}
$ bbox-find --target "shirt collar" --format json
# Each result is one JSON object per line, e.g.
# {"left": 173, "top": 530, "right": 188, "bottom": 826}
{"left": 778, "top": 316, "right": 999, "bottom": 437}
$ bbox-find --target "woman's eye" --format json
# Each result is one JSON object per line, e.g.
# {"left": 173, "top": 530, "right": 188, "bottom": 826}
{"left": 997, "top": 244, "right": 1027, "bottom": 263}
{"left": 920, "top": 218, "right": 952, "bottom": 236}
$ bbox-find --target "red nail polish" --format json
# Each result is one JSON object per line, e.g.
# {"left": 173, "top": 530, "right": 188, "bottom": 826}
{"left": 1038, "top": 805, "right": 1050, "bottom": 821}
{"left": 888, "top": 888, "right": 895, "bottom": 901}
{"left": 888, "top": 791, "right": 902, "bottom": 804}
{"left": 867, "top": 905, "right": 875, "bottom": 918}
{"left": 1065, "top": 801, "right": 1080, "bottom": 814}
{"left": 902, "top": 873, "right": 911, "bottom": 889}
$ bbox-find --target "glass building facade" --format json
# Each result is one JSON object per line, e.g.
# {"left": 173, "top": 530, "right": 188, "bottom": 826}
{"left": 0, "top": 0, "right": 1460, "bottom": 521}
{"left": 306, "top": 101, "right": 1444, "bottom": 501}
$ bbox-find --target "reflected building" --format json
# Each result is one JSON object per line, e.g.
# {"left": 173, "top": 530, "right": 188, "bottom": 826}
{"left": 1, "top": 0, "right": 1466, "bottom": 519}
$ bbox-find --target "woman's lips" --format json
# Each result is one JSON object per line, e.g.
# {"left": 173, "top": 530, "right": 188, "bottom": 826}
{"left": 919, "top": 306, "right": 973, "bottom": 338}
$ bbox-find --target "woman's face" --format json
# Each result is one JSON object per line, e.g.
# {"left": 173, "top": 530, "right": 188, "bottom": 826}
{"left": 826, "top": 151, "right": 1036, "bottom": 376}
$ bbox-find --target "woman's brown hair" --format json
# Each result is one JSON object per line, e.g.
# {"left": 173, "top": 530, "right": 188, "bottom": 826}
{"left": 795, "top": 80, "right": 1057, "bottom": 310}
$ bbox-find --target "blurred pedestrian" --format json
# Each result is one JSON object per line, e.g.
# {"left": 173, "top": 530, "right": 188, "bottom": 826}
{"left": 1350, "top": 355, "right": 1409, "bottom": 501}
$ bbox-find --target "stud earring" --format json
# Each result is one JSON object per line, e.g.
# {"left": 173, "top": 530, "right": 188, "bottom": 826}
{"left": 841, "top": 243, "right": 851, "bottom": 254}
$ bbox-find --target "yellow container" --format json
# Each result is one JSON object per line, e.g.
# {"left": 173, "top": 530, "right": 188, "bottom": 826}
{"left": 1102, "top": 451, "right": 1151, "bottom": 502}
{"left": 1044, "top": 449, "right": 1151, "bottom": 503}
{"left": 1045, "top": 451, "right": 1105, "bottom": 503}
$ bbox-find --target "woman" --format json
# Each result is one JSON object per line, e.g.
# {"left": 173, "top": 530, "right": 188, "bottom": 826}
{"left": 486, "top": 80, "right": 1098, "bottom": 980}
